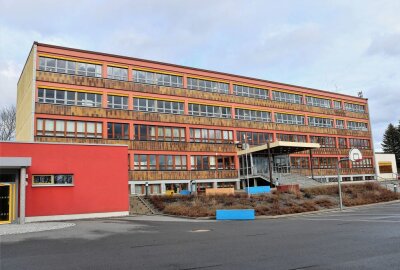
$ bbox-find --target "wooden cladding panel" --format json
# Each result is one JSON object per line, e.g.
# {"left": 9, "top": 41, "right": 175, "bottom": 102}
{"left": 292, "top": 168, "right": 375, "bottom": 177}
{"left": 36, "top": 71, "right": 369, "bottom": 120}
{"left": 35, "top": 103, "right": 372, "bottom": 138}
{"left": 129, "top": 170, "right": 238, "bottom": 181}
{"left": 35, "top": 136, "right": 237, "bottom": 152}
{"left": 297, "top": 148, "right": 374, "bottom": 156}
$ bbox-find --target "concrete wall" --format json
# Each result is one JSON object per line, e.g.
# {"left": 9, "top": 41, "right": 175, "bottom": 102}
{"left": 375, "top": 153, "right": 398, "bottom": 179}
{"left": 16, "top": 44, "right": 36, "bottom": 141}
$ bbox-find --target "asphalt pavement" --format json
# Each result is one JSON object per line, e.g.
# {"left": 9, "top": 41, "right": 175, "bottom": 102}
{"left": 1, "top": 202, "right": 400, "bottom": 270}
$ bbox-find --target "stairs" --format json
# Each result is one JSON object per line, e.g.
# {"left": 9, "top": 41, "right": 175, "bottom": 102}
{"left": 129, "top": 195, "right": 158, "bottom": 215}
{"left": 250, "top": 172, "right": 322, "bottom": 188}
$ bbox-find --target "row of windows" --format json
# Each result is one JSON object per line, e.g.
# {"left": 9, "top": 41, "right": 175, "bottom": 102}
{"left": 190, "top": 128, "right": 234, "bottom": 144}
{"left": 188, "top": 104, "right": 231, "bottom": 118}
{"left": 237, "top": 131, "right": 273, "bottom": 145}
{"left": 277, "top": 133, "right": 307, "bottom": 143}
{"left": 39, "top": 57, "right": 102, "bottom": 78}
{"left": 310, "top": 136, "right": 336, "bottom": 148}
{"left": 133, "top": 154, "right": 235, "bottom": 171}
{"left": 39, "top": 56, "right": 366, "bottom": 112}
{"left": 107, "top": 123, "right": 129, "bottom": 139}
{"left": 133, "top": 124, "right": 186, "bottom": 142}
{"left": 37, "top": 88, "right": 368, "bottom": 129}
{"left": 291, "top": 157, "right": 373, "bottom": 169}
{"left": 36, "top": 119, "right": 102, "bottom": 138}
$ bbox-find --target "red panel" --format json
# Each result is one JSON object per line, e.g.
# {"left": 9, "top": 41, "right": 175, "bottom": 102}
{"left": 0, "top": 142, "right": 129, "bottom": 217}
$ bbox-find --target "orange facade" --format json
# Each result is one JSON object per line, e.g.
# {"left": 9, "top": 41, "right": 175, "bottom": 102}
{"left": 17, "top": 42, "right": 375, "bottom": 194}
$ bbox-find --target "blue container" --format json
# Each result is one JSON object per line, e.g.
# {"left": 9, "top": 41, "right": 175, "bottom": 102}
{"left": 245, "top": 186, "right": 270, "bottom": 194}
{"left": 216, "top": 209, "right": 255, "bottom": 220}
{"left": 180, "top": 190, "right": 190, "bottom": 195}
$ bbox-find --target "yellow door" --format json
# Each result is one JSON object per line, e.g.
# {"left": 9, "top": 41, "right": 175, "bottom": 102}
{"left": 0, "top": 184, "right": 14, "bottom": 224}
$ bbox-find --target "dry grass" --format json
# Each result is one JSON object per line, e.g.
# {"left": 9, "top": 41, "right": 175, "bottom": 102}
{"left": 148, "top": 182, "right": 399, "bottom": 217}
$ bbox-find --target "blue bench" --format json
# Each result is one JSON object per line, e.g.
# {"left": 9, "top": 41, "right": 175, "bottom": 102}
{"left": 245, "top": 186, "right": 270, "bottom": 194}
{"left": 216, "top": 209, "right": 255, "bottom": 220}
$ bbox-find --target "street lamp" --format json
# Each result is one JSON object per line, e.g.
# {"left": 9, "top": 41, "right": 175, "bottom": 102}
{"left": 243, "top": 134, "right": 251, "bottom": 198}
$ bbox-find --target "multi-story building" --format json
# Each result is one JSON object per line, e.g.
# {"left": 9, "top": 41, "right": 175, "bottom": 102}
{"left": 16, "top": 42, "right": 375, "bottom": 195}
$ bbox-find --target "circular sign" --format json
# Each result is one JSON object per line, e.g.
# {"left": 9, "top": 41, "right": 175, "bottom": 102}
{"left": 349, "top": 148, "right": 363, "bottom": 162}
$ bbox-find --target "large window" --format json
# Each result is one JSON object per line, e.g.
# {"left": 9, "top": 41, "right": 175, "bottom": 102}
{"left": 33, "top": 174, "right": 73, "bottom": 186}
{"left": 134, "top": 98, "right": 184, "bottom": 114}
{"left": 272, "top": 91, "right": 303, "bottom": 104}
{"left": 38, "top": 88, "right": 102, "bottom": 107}
{"left": 36, "top": 118, "right": 102, "bottom": 138}
{"left": 306, "top": 96, "right": 331, "bottom": 108}
{"left": 237, "top": 131, "right": 273, "bottom": 145}
{"left": 107, "top": 122, "right": 129, "bottom": 139}
{"left": 347, "top": 121, "right": 368, "bottom": 131}
{"left": 134, "top": 154, "right": 187, "bottom": 170}
{"left": 336, "top": 119, "right": 345, "bottom": 129}
{"left": 312, "top": 157, "right": 337, "bottom": 169}
{"left": 291, "top": 157, "right": 309, "bottom": 169}
{"left": 233, "top": 85, "right": 269, "bottom": 100}
{"left": 338, "top": 137, "right": 347, "bottom": 148}
{"left": 133, "top": 70, "right": 183, "bottom": 88}
{"left": 275, "top": 113, "right": 305, "bottom": 125}
{"left": 134, "top": 124, "right": 185, "bottom": 142}
{"left": 310, "top": 136, "right": 336, "bottom": 148}
{"left": 190, "top": 128, "right": 233, "bottom": 144}
{"left": 352, "top": 158, "right": 373, "bottom": 168}
{"left": 349, "top": 138, "right": 370, "bottom": 149}
{"left": 187, "top": 78, "right": 229, "bottom": 94}
{"left": 191, "top": 156, "right": 235, "bottom": 170}
{"left": 308, "top": 117, "right": 333, "bottom": 128}
{"left": 107, "top": 66, "right": 128, "bottom": 81}
{"left": 344, "top": 103, "right": 365, "bottom": 113}
{"left": 107, "top": 95, "right": 128, "bottom": 110}
{"left": 189, "top": 103, "right": 231, "bottom": 118}
{"left": 333, "top": 100, "right": 342, "bottom": 110}
{"left": 235, "top": 108, "right": 271, "bottom": 122}
{"left": 276, "top": 133, "right": 307, "bottom": 142}
{"left": 39, "top": 56, "right": 102, "bottom": 78}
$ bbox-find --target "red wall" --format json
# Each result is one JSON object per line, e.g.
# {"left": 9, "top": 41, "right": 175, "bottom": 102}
{"left": 0, "top": 142, "right": 129, "bottom": 217}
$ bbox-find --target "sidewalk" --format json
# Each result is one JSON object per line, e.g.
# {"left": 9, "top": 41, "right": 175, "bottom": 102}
{"left": 0, "top": 222, "right": 75, "bottom": 236}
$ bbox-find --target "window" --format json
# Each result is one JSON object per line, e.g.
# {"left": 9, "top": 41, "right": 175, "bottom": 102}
{"left": 333, "top": 100, "right": 342, "bottom": 110}
{"left": 237, "top": 131, "right": 273, "bottom": 145}
{"left": 336, "top": 119, "right": 345, "bottom": 129}
{"left": 272, "top": 91, "right": 303, "bottom": 104}
{"left": 235, "top": 108, "right": 271, "bottom": 122}
{"left": 276, "top": 133, "right": 307, "bottom": 143}
{"left": 189, "top": 103, "right": 231, "bottom": 118}
{"left": 233, "top": 85, "right": 269, "bottom": 100}
{"left": 36, "top": 119, "right": 102, "bottom": 138}
{"left": 306, "top": 96, "right": 331, "bottom": 108}
{"left": 134, "top": 98, "right": 184, "bottom": 114}
{"left": 347, "top": 121, "right": 368, "bottom": 131}
{"left": 308, "top": 117, "right": 333, "bottom": 128}
{"left": 344, "top": 103, "right": 365, "bottom": 113}
{"left": 107, "top": 95, "right": 128, "bottom": 110}
{"left": 38, "top": 88, "right": 102, "bottom": 107}
{"left": 190, "top": 128, "right": 233, "bottom": 144}
{"left": 134, "top": 124, "right": 185, "bottom": 142}
{"left": 379, "top": 162, "right": 393, "bottom": 173}
{"left": 133, "top": 70, "right": 183, "bottom": 88}
{"left": 39, "top": 56, "right": 102, "bottom": 78}
{"left": 275, "top": 113, "right": 305, "bottom": 125}
{"left": 191, "top": 156, "right": 235, "bottom": 170}
{"left": 134, "top": 154, "right": 186, "bottom": 170}
{"left": 349, "top": 138, "right": 370, "bottom": 149}
{"left": 352, "top": 158, "right": 373, "bottom": 168}
{"left": 107, "top": 66, "right": 128, "bottom": 81}
{"left": 338, "top": 138, "right": 347, "bottom": 148}
{"left": 187, "top": 78, "right": 229, "bottom": 94}
{"left": 312, "top": 157, "right": 337, "bottom": 169}
{"left": 290, "top": 157, "right": 309, "bottom": 169}
{"left": 107, "top": 122, "right": 129, "bottom": 139}
{"left": 310, "top": 136, "right": 336, "bottom": 148}
{"left": 33, "top": 174, "right": 73, "bottom": 186}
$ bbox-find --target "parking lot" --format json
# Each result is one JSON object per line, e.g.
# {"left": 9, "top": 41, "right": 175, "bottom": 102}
{"left": 1, "top": 201, "right": 400, "bottom": 270}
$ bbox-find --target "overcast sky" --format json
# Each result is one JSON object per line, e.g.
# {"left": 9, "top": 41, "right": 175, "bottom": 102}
{"left": 1, "top": 0, "right": 399, "bottom": 150}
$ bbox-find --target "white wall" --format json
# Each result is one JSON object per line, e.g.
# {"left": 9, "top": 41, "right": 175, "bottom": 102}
{"left": 375, "top": 153, "right": 398, "bottom": 179}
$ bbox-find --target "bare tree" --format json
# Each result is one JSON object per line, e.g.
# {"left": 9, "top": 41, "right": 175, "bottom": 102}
{"left": 0, "top": 105, "right": 16, "bottom": 141}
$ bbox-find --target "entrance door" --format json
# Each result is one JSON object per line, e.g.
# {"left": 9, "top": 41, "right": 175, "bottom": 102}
{"left": 0, "top": 184, "right": 11, "bottom": 224}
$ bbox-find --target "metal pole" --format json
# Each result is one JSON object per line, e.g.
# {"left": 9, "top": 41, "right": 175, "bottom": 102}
{"left": 337, "top": 159, "right": 343, "bottom": 211}
{"left": 309, "top": 149, "right": 314, "bottom": 180}
{"left": 267, "top": 141, "right": 273, "bottom": 185}
{"left": 244, "top": 135, "right": 250, "bottom": 198}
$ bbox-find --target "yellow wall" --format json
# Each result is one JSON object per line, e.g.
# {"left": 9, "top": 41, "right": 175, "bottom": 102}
{"left": 16, "top": 45, "right": 36, "bottom": 141}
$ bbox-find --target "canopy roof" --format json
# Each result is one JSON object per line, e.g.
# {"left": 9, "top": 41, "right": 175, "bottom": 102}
{"left": 237, "top": 141, "right": 320, "bottom": 156}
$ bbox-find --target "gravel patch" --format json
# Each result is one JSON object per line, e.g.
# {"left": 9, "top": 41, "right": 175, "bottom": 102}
{"left": 0, "top": 222, "right": 75, "bottom": 236}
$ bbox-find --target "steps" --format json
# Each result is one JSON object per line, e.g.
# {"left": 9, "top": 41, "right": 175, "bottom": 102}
{"left": 129, "top": 195, "right": 158, "bottom": 215}
{"left": 251, "top": 172, "right": 322, "bottom": 188}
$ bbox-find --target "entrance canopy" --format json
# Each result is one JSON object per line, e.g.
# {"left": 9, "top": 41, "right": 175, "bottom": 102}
{"left": 237, "top": 141, "right": 320, "bottom": 156}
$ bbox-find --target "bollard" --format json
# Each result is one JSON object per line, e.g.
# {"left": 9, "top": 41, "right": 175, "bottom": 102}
{"left": 394, "top": 184, "right": 397, "bottom": 193}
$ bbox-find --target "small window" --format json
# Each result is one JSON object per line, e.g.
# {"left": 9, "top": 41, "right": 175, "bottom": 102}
{"left": 32, "top": 174, "right": 74, "bottom": 186}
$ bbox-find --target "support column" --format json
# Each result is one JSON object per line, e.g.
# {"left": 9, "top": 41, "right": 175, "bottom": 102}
{"left": 213, "top": 181, "right": 218, "bottom": 189}
{"left": 235, "top": 180, "right": 240, "bottom": 190}
{"left": 19, "top": 167, "right": 26, "bottom": 224}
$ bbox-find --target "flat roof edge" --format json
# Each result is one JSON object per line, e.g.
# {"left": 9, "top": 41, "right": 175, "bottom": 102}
{"left": 0, "top": 141, "right": 128, "bottom": 148}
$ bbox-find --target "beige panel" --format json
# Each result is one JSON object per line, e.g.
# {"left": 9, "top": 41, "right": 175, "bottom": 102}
{"left": 16, "top": 45, "right": 36, "bottom": 141}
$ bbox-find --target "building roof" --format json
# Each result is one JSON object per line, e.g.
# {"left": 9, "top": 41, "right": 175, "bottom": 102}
{"left": 237, "top": 141, "right": 320, "bottom": 156}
